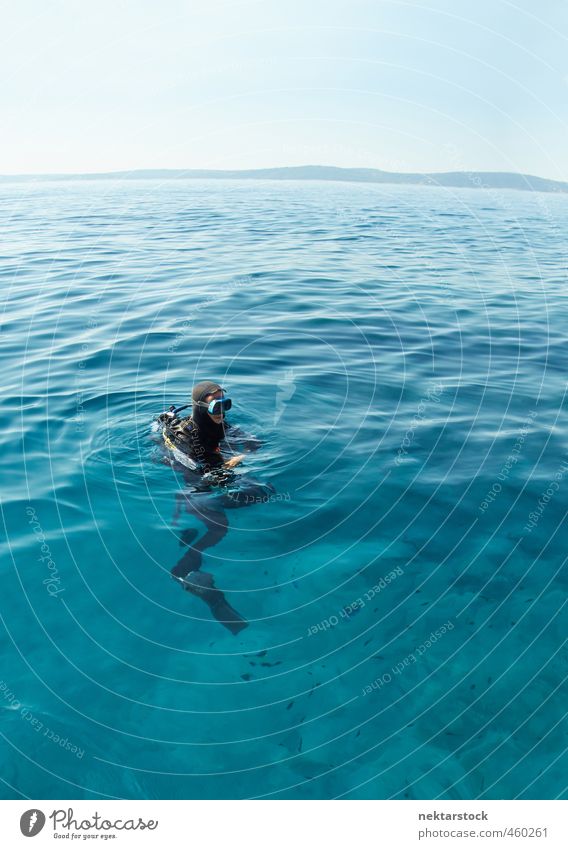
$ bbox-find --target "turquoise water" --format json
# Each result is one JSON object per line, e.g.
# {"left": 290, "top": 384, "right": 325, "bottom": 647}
{"left": 1, "top": 179, "right": 567, "bottom": 800}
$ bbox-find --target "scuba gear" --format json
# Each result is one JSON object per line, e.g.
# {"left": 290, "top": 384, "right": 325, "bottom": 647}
{"left": 158, "top": 408, "right": 202, "bottom": 472}
{"left": 158, "top": 380, "right": 229, "bottom": 471}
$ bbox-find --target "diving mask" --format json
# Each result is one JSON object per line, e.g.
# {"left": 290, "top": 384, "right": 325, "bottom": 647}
{"left": 198, "top": 396, "right": 232, "bottom": 416}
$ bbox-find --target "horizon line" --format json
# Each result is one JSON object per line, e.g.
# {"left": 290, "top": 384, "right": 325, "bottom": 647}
{"left": 0, "top": 163, "right": 561, "bottom": 178}
{"left": 1, "top": 164, "right": 567, "bottom": 193}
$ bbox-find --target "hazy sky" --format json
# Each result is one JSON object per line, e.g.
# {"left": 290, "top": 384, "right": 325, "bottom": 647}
{"left": 1, "top": 0, "right": 567, "bottom": 178}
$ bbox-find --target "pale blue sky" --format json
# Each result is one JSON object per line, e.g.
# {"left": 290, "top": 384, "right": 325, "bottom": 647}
{"left": 1, "top": 0, "right": 567, "bottom": 178}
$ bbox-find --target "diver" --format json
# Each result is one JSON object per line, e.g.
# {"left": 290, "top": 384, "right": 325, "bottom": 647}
{"left": 157, "top": 380, "right": 273, "bottom": 635}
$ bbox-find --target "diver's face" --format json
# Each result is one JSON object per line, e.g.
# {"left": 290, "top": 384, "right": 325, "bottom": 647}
{"left": 205, "top": 389, "right": 224, "bottom": 424}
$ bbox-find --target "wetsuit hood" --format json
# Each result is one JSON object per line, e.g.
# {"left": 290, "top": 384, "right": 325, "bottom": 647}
{"left": 191, "top": 380, "right": 226, "bottom": 448}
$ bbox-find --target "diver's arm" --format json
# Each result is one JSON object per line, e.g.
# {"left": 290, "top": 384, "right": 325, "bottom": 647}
{"left": 200, "top": 447, "right": 243, "bottom": 471}
{"left": 224, "top": 454, "right": 245, "bottom": 469}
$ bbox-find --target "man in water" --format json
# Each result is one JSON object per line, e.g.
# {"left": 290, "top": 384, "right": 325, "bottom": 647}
{"left": 160, "top": 380, "right": 271, "bottom": 635}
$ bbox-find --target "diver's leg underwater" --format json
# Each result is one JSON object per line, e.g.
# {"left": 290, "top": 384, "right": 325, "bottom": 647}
{"left": 171, "top": 497, "right": 248, "bottom": 635}
{"left": 160, "top": 398, "right": 275, "bottom": 633}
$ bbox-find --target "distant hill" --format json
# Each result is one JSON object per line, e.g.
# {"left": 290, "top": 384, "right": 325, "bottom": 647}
{"left": 1, "top": 165, "right": 567, "bottom": 193}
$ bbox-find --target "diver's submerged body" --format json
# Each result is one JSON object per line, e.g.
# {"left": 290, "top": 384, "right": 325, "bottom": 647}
{"left": 158, "top": 380, "right": 273, "bottom": 635}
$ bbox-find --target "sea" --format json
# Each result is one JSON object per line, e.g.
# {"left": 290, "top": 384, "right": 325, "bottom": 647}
{"left": 0, "top": 178, "right": 566, "bottom": 799}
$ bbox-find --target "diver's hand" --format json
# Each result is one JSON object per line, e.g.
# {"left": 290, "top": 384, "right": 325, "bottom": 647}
{"left": 224, "top": 454, "right": 245, "bottom": 469}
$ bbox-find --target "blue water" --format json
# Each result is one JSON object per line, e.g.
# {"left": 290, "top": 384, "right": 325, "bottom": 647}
{"left": 1, "top": 179, "right": 567, "bottom": 800}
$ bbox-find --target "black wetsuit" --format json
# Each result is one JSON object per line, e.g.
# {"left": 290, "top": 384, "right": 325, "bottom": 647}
{"left": 163, "top": 381, "right": 272, "bottom": 635}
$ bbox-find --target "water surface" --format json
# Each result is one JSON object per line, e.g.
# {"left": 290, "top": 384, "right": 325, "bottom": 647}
{"left": 1, "top": 179, "right": 567, "bottom": 799}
